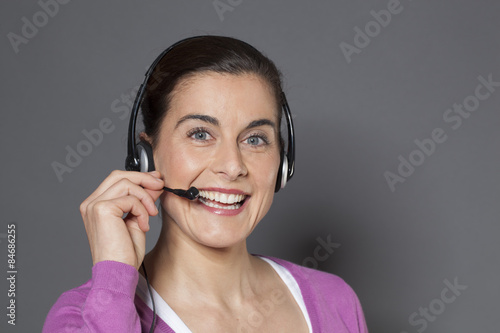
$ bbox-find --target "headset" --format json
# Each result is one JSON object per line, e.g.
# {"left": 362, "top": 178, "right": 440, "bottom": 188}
{"left": 124, "top": 36, "right": 295, "bottom": 331}
{"left": 125, "top": 35, "right": 295, "bottom": 192}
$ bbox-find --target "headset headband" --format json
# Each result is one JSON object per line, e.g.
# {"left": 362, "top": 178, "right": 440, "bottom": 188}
{"left": 125, "top": 36, "right": 295, "bottom": 187}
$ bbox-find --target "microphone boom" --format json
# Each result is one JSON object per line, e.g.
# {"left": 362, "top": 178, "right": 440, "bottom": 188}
{"left": 163, "top": 186, "right": 199, "bottom": 200}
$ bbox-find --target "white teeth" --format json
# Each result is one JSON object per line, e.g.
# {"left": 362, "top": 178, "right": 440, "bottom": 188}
{"left": 199, "top": 198, "right": 242, "bottom": 210}
{"left": 219, "top": 193, "right": 228, "bottom": 204}
{"left": 198, "top": 190, "right": 247, "bottom": 206}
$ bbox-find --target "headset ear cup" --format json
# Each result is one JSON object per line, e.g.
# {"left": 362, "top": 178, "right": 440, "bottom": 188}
{"left": 280, "top": 154, "right": 288, "bottom": 189}
{"left": 275, "top": 150, "right": 288, "bottom": 192}
{"left": 137, "top": 141, "right": 155, "bottom": 172}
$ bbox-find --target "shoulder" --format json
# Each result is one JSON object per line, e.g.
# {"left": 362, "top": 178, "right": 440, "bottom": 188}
{"left": 260, "top": 255, "right": 355, "bottom": 295}
{"left": 257, "top": 254, "right": 368, "bottom": 332}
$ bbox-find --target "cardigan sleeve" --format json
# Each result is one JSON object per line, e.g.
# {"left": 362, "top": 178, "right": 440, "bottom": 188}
{"left": 346, "top": 281, "right": 369, "bottom": 333}
{"left": 42, "top": 261, "right": 143, "bottom": 333}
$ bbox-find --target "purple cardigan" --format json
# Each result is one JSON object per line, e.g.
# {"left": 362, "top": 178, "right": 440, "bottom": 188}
{"left": 43, "top": 257, "right": 368, "bottom": 332}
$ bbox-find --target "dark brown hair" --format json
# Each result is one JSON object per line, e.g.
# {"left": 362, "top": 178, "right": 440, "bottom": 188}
{"left": 141, "top": 35, "right": 284, "bottom": 148}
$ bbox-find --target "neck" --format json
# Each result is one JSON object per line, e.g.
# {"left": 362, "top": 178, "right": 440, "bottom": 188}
{"left": 143, "top": 215, "right": 265, "bottom": 306}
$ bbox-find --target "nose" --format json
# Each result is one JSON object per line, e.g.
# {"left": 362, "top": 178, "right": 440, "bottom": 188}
{"left": 211, "top": 140, "right": 248, "bottom": 181}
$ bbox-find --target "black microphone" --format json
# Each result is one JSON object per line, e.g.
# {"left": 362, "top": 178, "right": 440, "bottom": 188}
{"left": 163, "top": 186, "right": 200, "bottom": 200}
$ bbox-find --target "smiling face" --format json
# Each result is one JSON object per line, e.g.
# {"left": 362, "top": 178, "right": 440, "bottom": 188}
{"left": 150, "top": 72, "right": 281, "bottom": 249}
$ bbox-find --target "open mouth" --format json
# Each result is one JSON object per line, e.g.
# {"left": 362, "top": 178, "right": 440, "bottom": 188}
{"left": 198, "top": 190, "right": 248, "bottom": 210}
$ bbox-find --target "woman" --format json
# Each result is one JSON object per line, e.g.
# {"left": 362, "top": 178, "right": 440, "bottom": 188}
{"left": 43, "top": 36, "right": 368, "bottom": 332}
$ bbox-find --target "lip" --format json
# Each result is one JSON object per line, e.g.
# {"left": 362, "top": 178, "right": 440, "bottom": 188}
{"left": 195, "top": 187, "right": 250, "bottom": 216}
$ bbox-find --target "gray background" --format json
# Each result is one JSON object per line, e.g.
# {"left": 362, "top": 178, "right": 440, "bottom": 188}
{"left": 1, "top": 0, "right": 499, "bottom": 332}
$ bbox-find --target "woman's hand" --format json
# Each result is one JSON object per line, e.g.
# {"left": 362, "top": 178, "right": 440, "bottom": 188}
{"left": 79, "top": 170, "right": 164, "bottom": 270}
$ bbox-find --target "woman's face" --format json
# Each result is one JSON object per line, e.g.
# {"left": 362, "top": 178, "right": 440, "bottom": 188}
{"left": 152, "top": 72, "right": 281, "bottom": 249}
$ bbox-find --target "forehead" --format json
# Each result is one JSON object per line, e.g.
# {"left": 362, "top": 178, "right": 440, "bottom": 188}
{"left": 165, "top": 72, "right": 279, "bottom": 125}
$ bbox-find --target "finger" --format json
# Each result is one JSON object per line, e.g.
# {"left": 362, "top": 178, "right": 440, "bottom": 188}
{"left": 81, "top": 170, "right": 163, "bottom": 214}
{"left": 85, "top": 170, "right": 163, "bottom": 203}
{"left": 91, "top": 178, "right": 161, "bottom": 216}
{"left": 93, "top": 196, "right": 152, "bottom": 232}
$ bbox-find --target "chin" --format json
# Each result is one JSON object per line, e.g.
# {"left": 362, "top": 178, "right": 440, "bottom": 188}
{"left": 162, "top": 194, "right": 268, "bottom": 250}
{"left": 190, "top": 219, "right": 254, "bottom": 250}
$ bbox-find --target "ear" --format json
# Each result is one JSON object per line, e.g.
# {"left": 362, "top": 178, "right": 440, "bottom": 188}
{"left": 139, "top": 132, "right": 153, "bottom": 145}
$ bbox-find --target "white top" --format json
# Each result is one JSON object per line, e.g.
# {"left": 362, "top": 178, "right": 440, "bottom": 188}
{"left": 136, "top": 256, "right": 313, "bottom": 333}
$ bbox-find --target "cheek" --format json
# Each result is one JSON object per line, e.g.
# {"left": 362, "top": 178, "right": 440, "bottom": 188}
{"left": 248, "top": 150, "right": 281, "bottom": 189}
{"left": 155, "top": 143, "right": 205, "bottom": 186}
{"left": 156, "top": 140, "right": 281, "bottom": 189}
{"left": 249, "top": 152, "right": 280, "bottom": 224}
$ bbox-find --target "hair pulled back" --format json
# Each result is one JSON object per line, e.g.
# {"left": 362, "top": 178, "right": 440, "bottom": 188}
{"left": 141, "top": 35, "right": 284, "bottom": 148}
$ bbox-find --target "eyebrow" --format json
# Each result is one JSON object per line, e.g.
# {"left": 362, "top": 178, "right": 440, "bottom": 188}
{"left": 175, "top": 114, "right": 276, "bottom": 131}
{"left": 245, "top": 119, "right": 276, "bottom": 131}
{"left": 175, "top": 114, "right": 219, "bottom": 128}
